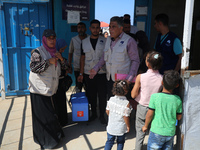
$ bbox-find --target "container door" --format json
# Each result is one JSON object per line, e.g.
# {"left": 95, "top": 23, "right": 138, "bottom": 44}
{"left": 1, "top": 2, "right": 52, "bottom": 96}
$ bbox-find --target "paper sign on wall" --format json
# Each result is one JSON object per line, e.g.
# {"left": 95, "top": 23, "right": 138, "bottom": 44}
{"left": 67, "top": 11, "right": 80, "bottom": 24}
{"left": 136, "top": 6, "right": 148, "bottom": 16}
{"left": 137, "top": 22, "right": 145, "bottom": 31}
{"left": 62, "top": 0, "right": 90, "bottom": 21}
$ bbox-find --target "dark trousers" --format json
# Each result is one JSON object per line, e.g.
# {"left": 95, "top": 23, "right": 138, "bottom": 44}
{"left": 84, "top": 73, "right": 107, "bottom": 117}
{"left": 107, "top": 79, "right": 114, "bottom": 100}
{"left": 53, "top": 80, "right": 68, "bottom": 126}
{"left": 126, "top": 83, "right": 134, "bottom": 100}
{"left": 74, "top": 71, "right": 83, "bottom": 92}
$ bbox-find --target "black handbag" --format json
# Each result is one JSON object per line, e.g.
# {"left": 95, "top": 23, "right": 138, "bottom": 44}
{"left": 60, "top": 75, "right": 72, "bottom": 92}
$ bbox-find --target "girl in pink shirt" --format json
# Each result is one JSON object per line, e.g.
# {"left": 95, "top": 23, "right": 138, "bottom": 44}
{"left": 131, "top": 51, "right": 163, "bottom": 150}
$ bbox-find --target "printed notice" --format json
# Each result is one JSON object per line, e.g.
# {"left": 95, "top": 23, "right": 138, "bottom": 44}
{"left": 62, "top": 0, "right": 90, "bottom": 21}
{"left": 67, "top": 11, "right": 80, "bottom": 24}
{"left": 137, "top": 22, "right": 145, "bottom": 31}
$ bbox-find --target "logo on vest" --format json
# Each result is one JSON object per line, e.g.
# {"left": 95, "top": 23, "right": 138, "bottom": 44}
{"left": 166, "top": 40, "right": 171, "bottom": 47}
{"left": 119, "top": 41, "right": 124, "bottom": 46}
{"left": 100, "top": 40, "right": 104, "bottom": 44}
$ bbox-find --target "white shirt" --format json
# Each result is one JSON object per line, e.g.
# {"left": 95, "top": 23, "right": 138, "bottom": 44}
{"left": 106, "top": 95, "right": 132, "bottom": 136}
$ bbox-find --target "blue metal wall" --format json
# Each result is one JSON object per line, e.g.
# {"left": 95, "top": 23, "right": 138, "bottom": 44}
{"left": 53, "top": 0, "right": 95, "bottom": 85}
{"left": 0, "top": 1, "right": 52, "bottom": 96}
{"left": 134, "top": 0, "right": 152, "bottom": 39}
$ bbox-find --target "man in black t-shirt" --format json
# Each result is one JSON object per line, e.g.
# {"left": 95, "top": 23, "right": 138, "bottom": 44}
{"left": 78, "top": 20, "right": 107, "bottom": 124}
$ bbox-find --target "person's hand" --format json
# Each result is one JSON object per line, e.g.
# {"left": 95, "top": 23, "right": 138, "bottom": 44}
{"left": 77, "top": 75, "right": 83, "bottom": 82}
{"left": 89, "top": 69, "right": 97, "bottom": 79}
{"left": 142, "top": 126, "right": 148, "bottom": 133}
{"left": 127, "top": 126, "right": 130, "bottom": 133}
{"left": 55, "top": 52, "right": 63, "bottom": 61}
{"left": 48, "top": 57, "right": 58, "bottom": 64}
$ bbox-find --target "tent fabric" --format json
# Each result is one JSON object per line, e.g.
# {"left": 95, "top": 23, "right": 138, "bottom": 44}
{"left": 100, "top": 21, "right": 109, "bottom": 27}
{"left": 182, "top": 74, "right": 200, "bottom": 150}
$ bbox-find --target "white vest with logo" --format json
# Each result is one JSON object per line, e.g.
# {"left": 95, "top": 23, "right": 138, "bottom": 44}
{"left": 71, "top": 35, "right": 81, "bottom": 70}
{"left": 29, "top": 46, "right": 61, "bottom": 96}
{"left": 71, "top": 35, "right": 88, "bottom": 70}
{"left": 82, "top": 36, "right": 106, "bottom": 75}
{"left": 104, "top": 33, "right": 131, "bottom": 81}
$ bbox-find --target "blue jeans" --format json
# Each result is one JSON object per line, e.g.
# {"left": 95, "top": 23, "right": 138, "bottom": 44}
{"left": 104, "top": 132, "right": 126, "bottom": 150}
{"left": 147, "top": 131, "right": 174, "bottom": 150}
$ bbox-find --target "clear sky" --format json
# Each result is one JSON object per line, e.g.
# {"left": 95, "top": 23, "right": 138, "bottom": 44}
{"left": 95, "top": 0, "right": 135, "bottom": 25}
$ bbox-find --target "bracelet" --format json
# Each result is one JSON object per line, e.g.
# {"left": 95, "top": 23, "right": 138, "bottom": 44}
{"left": 79, "top": 73, "right": 83, "bottom": 76}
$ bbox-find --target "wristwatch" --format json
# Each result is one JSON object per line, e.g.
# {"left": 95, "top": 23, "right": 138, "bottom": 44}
{"left": 79, "top": 73, "right": 83, "bottom": 76}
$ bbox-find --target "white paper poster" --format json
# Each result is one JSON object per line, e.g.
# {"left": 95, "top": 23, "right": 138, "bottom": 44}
{"left": 137, "top": 22, "right": 145, "bottom": 31}
{"left": 67, "top": 11, "right": 80, "bottom": 24}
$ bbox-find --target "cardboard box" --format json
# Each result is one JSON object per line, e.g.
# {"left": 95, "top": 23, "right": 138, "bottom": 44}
{"left": 71, "top": 92, "right": 89, "bottom": 121}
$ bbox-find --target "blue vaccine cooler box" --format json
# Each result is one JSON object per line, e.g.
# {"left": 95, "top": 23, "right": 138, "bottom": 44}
{"left": 70, "top": 92, "right": 89, "bottom": 122}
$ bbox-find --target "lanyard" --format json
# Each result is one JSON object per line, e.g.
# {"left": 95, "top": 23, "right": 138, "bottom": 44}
{"left": 160, "top": 32, "right": 169, "bottom": 45}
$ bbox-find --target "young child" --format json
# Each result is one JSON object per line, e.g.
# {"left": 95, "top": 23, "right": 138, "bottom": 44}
{"left": 131, "top": 51, "right": 163, "bottom": 150}
{"left": 105, "top": 80, "right": 132, "bottom": 150}
{"left": 142, "top": 70, "right": 182, "bottom": 149}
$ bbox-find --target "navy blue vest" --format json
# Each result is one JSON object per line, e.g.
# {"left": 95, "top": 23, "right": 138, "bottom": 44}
{"left": 155, "top": 32, "right": 179, "bottom": 74}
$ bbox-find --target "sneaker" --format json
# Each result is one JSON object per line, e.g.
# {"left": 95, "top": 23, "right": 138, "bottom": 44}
{"left": 99, "top": 116, "right": 107, "bottom": 125}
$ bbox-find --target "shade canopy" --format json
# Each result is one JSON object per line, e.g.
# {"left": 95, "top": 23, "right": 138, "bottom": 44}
{"left": 100, "top": 21, "right": 109, "bottom": 27}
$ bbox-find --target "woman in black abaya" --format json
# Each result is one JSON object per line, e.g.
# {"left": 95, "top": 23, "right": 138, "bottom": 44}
{"left": 29, "top": 29, "right": 67, "bottom": 149}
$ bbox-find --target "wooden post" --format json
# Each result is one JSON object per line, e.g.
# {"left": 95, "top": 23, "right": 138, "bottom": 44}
{"left": 181, "top": 0, "right": 195, "bottom": 72}
{"left": 181, "top": 0, "right": 195, "bottom": 149}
